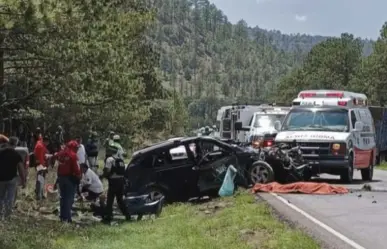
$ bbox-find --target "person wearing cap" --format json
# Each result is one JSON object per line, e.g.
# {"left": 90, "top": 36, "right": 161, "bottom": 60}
{"left": 0, "top": 137, "right": 26, "bottom": 220}
{"left": 112, "top": 134, "right": 126, "bottom": 159}
{"left": 104, "top": 131, "right": 115, "bottom": 161}
{"left": 56, "top": 140, "right": 82, "bottom": 222}
{"left": 79, "top": 163, "right": 103, "bottom": 202}
{"left": 101, "top": 144, "right": 128, "bottom": 223}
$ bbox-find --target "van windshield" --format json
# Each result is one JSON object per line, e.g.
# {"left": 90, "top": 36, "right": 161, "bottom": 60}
{"left": 282, "top": 108, "right": 349, "bottom": 132}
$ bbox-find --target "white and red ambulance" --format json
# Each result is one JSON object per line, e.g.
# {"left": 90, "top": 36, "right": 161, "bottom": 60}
{"left": 274, "top": 90, "right": 376, "bottom": 183}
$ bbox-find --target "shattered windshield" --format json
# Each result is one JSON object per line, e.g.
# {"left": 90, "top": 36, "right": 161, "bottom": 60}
{"left": 253, "top": 114, "right": 285, "bottom": 128}
{"left": 282, "top": 109, "right": 349, "bottom": 132}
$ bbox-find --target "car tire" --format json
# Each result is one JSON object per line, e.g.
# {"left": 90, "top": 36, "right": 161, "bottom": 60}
{"left": 141, "top": 186, "right": 167, "bottom": 202}
{"left": 340, "top": 153, "right": 354, "bottom": 183}
{"left": 361, "top": 155, "right": 374, "bottom": 181}
{"left": 248, "top": 161, "right": 275, "bottom": 184}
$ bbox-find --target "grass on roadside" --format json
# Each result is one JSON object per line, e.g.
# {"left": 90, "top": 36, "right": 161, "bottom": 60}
{"left": 377, "top": 162, "right": 387, "bottom": 170}
{"left": 1, "top": 191, "right": 319, "bottom": 249}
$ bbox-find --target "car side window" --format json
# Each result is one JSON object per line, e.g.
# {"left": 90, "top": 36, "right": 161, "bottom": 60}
{"left": 350, "top": 110, "right": 357, "bottom": 129}
{"left": 153, "top": 150, "right": 171, "bottom": 168}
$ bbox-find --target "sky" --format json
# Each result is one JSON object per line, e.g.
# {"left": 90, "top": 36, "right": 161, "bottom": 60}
{"left": 208, "top": 0, "right": 387, "bottom": 39}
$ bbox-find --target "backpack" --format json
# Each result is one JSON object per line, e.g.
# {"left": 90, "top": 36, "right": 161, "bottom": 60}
{"left": 111, "top": 157, "right": 126, "bottom": 176}
{"left": 86, "top": 141, "right": 98, "bottom": 157}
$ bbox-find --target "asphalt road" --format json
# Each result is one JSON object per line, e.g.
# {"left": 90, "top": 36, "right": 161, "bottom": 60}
{"left": 260, "top": 169, "right": 387, "bottom": 249}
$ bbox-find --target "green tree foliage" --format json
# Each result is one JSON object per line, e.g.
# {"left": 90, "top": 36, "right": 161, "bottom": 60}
{"left": 276, "top": 33, "right": 365, "bottom": 103}
{"left": 0, "top": 0, "right": 184, "bottom": 148}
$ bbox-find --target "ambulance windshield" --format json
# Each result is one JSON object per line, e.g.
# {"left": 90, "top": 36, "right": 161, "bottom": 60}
{"left": 282, "top": 108, "right": 349, "bottom": 132}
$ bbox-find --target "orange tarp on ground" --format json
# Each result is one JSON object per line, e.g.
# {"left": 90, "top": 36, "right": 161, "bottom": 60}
{"left": 252, "top": 181, "right": 349, "bottom": 195}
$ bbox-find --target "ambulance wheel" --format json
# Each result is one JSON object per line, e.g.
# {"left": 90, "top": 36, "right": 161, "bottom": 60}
{"left": 361, "top": 159, "right": 374, "bottom": 181}
{"left": 340, "top": 154, "right": 354, "bottom": 183}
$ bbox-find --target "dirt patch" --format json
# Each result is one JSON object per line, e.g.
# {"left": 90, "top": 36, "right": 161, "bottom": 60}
{"left": 239, "top": 228, "right": 267, "bottom": 248}
{"left": 196, "top": 199, "right": 234, "bottom": 215}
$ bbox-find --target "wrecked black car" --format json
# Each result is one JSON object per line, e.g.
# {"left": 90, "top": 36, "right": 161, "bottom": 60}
{"left": 124, "top": 136, "right": 271, "bottom": 202}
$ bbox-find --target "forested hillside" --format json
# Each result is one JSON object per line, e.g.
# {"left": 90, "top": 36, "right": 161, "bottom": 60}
{"left": 150, "top": 0, "right": 376, "bottom": 128}
{"left": 151, "top": 0, "right": 302, "bottom": 127}
{"left": 250, "top": 27, "right": 374, "bottom": 56}
{"left": 2, "top": 0, "right": 386, "bottom": 147}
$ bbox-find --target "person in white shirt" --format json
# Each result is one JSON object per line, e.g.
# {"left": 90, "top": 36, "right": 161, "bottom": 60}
{"left": 75, "top": 136, "right": 87, "bottom": 165}
{"left": 79, "top": 163, "right": 103, "bottom": 201}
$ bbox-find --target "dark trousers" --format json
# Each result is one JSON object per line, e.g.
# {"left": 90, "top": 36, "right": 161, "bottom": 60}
{"left": 103, "top": 177, "right": 126, "bottom": 221}
{"left": 81, "top": 187, "right": 102, "bottom": 201}
{"left": 58, "top": 176, "right": 77, "bottom": 222}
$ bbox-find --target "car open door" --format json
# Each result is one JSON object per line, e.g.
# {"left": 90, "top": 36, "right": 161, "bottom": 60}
{"left": 195, "top": 140, "right": 238, "bottom": 194}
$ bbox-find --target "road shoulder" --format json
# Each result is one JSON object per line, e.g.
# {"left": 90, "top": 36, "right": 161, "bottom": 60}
{"left": 258, "top": 193, "right": 362, "bottom": 249}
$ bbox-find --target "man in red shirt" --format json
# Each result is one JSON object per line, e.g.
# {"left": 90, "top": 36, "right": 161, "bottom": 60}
{"left": 34, "top": 136, "right": 49, "bottom": 168}
{"left": 34, "top": 136, "right": 50, "bottom": 200}
{"left": 56, "top": 140, "right": 82, "bottom": 222}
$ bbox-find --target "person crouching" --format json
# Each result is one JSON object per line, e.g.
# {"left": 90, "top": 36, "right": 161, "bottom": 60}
{"left": 56, "top": 140, "right": 82, "bottom": 223}
{"left": 79, "top": 163, "right": 103, "bottom": 202}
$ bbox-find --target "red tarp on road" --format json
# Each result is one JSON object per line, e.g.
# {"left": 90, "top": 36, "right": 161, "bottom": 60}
{"left": 252, "top": 182, "right": 349, "bottom": 195}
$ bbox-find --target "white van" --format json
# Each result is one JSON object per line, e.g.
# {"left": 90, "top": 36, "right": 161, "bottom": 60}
{"left": 274, "top": 90, "right": 376, "bottom": 183}
{"left": 246, "top": 107, "right": 290, "bottom": 147}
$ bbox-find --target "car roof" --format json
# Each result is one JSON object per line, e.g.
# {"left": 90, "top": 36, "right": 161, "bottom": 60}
{"left": 132, "top": 136, "right": 233, "bottom": 159}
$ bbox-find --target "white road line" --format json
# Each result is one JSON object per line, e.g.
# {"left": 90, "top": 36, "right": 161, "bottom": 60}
{"left": 270, "top": 193, "right": 366, "bottom": 249}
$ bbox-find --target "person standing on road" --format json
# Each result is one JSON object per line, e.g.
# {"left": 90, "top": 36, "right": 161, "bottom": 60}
{"left": 85, "top": 132, "right": 99, "bottom": 172}
{"left": 0, "top": 137, "right": 26, "bottom": 220}
{"left": 56, "top": 140, "right": 82, "bottom": 223}
{"left": 101, "top": 145, "right": 128, "bottom": 223}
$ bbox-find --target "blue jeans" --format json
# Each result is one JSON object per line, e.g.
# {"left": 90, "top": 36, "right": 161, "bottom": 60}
{"left": 0, "top": 177, "right": 18, "bottom": 220}
{"left": 58, "top": 176, "right": 77, "bottom": 222}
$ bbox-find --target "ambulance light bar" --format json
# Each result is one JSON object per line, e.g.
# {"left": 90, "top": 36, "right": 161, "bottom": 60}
{"left": 299, "top": 91, "right": 344, "bottom": 98}
{"left": 338, "top": 101, "right": 347, "bottom": 106}
{"left": 326, "top": 92, "right": 344, "bottom": 98}
{"left": 337, "top": 99, "right": 367, "bottom": 106}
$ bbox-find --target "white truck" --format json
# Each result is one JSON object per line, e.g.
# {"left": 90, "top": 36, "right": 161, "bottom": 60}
{"left": 216, "top": 104, "right": 263, "bottom": 142}
{"left": 274, "top": 90, "right": 376, "bottom": 183}
{"left": 246, "top": 106, "right": 290, "bottom": 147}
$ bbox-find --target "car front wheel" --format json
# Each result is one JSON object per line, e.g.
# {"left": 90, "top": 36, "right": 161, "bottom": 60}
{"left": 141, "top": 186, "right": 167, "bottom": 202}
{"left": 249, "top": 161, "right": 275, "bottom": 184}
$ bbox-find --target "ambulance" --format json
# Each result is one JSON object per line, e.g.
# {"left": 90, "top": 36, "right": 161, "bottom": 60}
{"left": 274, "top": 90, "right": 376, "bottom": 183}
